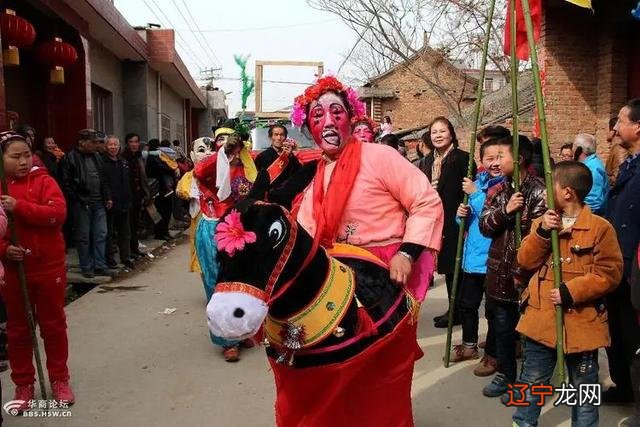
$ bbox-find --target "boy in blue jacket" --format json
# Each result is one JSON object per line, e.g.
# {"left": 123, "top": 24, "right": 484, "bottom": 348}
{"left": 449, "top": 139, "right": 505, "bottom": 372}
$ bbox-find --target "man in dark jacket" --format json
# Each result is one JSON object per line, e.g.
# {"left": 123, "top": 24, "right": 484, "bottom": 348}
{"left": 103, "top": 136, "right": 134, "bottom": 269}
{"left": 60, "top": 129, "right": 113, "bottom": 278}
{"left": 146, "top": 139, "right": 177, "bottom": 240}
{"left": 122, "top": 133, "right": 150, "bottom": 257}
{"left": 479, "top": 136, "right": 546, "bottom": 398}
{"left": 254, "top": 124, "right": 301, "bottom": 189}
{"left": 604, "top": 98, "right": 640, "bottom": 408}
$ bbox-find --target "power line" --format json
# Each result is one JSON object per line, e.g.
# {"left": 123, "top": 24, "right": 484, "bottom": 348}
{"left": 141, "top": 0, "right": 206, "bottom": 71}
{"left": 181, "top": 19, "right": 337, "bottom": 33}
{"left": 217, "top": 77, "right": 312, "bottom": 86}
{"left": 171, "top": 0, "right": 221, "bottom": 68}
{"left": 147, "top": 0, "right": 208, "bottom": 71}
{"left": 178, "top": 0, "right": 222, "bottom": 67}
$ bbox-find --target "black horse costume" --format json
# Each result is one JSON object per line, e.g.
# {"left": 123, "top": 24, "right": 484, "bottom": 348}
{"left": 207, "top": 200, "right": 423, "bottom": 427}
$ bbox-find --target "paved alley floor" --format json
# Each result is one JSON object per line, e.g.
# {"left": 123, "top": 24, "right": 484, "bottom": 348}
{"left": 1, "top": 241, "right": 633, "bottom": 426}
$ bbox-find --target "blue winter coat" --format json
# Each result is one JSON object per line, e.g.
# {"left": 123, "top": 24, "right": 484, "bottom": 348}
{"left": 583, "top": 154, "right": 609, "bottom": 215}
{"left": 456, "top": 172, "right": 504, "bottom": 274}
{"left": 607, "top": 154, "right": 640, "bottom": 279}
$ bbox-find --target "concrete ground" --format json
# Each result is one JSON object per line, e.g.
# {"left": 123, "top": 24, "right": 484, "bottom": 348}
{"left": 1, "top": 240, "right": 633, "bottom": 426}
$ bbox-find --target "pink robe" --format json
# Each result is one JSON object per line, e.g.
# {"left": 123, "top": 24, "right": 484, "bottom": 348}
{"left": 297, "top": 143, "right": 444, "bottom": 251}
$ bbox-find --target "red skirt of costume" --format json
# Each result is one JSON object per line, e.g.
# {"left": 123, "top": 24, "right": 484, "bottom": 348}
{"left": 269, "top": 313, "right": 422, "bottom": 427}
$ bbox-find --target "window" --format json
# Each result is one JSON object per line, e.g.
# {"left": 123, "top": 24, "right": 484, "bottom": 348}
{"left": 161, "top": 114, "right": 171, "bottom": 141}
{"left": 484, "top": 77, "right": 494, "bottom": 92}
{"left": 91, "top": 84, "right": 113, "bottom": 134}
{"left": 176, "top": 122, "right": 184, "bottom": 144}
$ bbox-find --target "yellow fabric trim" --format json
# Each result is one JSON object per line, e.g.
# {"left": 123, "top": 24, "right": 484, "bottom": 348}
{"left": 564, "top": 0, "right": 591, "bottom": 8}
{"left": 328, "top": 243, "right": 386, "bottom": 266}
{"left": 265, "top": 257, "right": 355, "bottom": 348}
{"left": 214, "top": 127, "right": 235, "bottom": 138}
{"left": 159, "top": 152, "right": 178, "bottom": 170}
{"left": 188, "top": 214, "right": 202, "bottom": 273}
{"left": 239, "top": 148, "right": 257, "bottom": 182}
{"left": 176, "top": 171, "right": 193, "bottom": 200}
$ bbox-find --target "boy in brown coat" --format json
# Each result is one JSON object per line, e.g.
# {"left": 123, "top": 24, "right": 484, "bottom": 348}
{"left": 512, "top": 161, "right": 623, "bottom": 427}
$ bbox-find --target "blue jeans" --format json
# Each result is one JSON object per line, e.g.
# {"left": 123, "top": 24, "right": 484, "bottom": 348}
{"left": 73, "top": 201, "right": 108, "bottom": 272}
{"left": 513, "top": 338, "right": 599, "bottom": 427}
{"left": 487, "top": 297, "right": 519, "bottom": 382}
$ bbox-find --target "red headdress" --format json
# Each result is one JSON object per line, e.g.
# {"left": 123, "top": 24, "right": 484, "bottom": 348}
{"left": 290, "top": 76, "right": 366, "bottom": 128}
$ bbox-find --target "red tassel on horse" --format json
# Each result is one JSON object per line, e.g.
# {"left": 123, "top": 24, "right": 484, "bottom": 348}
{"left": 355, "top": 304, "right": 378, "bottom": 337}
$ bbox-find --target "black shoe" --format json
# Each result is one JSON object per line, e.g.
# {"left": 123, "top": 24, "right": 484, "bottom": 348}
{"left": 434, "top": 315, "right": 461, "bottom": 329}
{"left": 81, "top": 271, "right": 95, "bottom": 279}
{"left": 106, "top": 261, "right": 119, "bottom": 269}
{"left": 123, "top": 260, "right": 136, "bottom": 270}
{"left": 154, "top": 234, "right": 173, "bottom": 241}
{"left": 601, "top": 386, "right": 634, "bottom": 406}
{"left": 433, "top": 311, "right": 448, "bottom": 323}
{"left": 132, "top": 249, "right": 146, "bottom": 258}
{"left": 95, "top": 268, "right": 119, "bottom": 277}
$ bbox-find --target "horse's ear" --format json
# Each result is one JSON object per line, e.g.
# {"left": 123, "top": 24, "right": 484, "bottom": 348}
{"left": 268, "top": 161, "right": 318, "bottom": 210}
{"left": 248, "top": 169, "right": 271, "bottom": 201}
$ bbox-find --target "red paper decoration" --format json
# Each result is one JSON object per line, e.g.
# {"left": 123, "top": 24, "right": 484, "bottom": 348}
{"left": 37, "top": 37, "right": 78, "bottom": 84}
{"left": 1, "top": 9, "right": 37, "bottom": 66}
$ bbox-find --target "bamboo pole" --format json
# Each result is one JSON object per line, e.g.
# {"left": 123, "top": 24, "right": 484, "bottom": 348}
{"left": 0, "top": 145, "right": 48, "bottom": 400}
{"left": 510, "top": 0, "right": 522, "bottom": 248}
{"left": 444, "top": 0, "right": 496, "bottom": 368}
{"left": 519, "top": 0, "right": 567, "bottom": 381}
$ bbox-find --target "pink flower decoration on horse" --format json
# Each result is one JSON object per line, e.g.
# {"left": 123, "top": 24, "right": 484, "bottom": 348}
{"left": 215, "top": 210, "right": 256, "bottom": 256}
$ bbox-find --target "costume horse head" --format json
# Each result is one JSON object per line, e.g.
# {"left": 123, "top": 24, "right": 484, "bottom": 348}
{"left": 206, "top": 198, "right": 412, "bottom": 367}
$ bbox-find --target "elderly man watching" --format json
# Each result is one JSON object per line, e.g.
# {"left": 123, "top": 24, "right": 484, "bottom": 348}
{"left": 573, "top": 133, "right": 609, "bottom": 215}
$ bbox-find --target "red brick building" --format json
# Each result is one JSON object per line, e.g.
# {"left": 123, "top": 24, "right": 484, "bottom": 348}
{"left": 537, "top": 0, "right": 640, "bottom": 158}
{"left": 0, "top": 0, "right": 225, "bottom": 151}
{"left": 358, "top": 45, "right": 479, "bottom": 132}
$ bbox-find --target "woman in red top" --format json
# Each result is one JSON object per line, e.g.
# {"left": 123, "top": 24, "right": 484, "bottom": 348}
{"left": 0, "top": 131, "right": 73, "bottom": 412}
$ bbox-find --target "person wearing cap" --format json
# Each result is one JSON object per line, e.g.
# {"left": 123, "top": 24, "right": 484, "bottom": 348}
{"left": 0, "top": 131, "right": 75, "bottom": 411}
{"left": 60, "top": 129, "right": 114, "bottom": 278}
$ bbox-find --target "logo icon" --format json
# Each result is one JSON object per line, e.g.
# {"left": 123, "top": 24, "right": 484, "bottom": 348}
{"left": 3, "top": 400, "right": 25, "bottom": 416}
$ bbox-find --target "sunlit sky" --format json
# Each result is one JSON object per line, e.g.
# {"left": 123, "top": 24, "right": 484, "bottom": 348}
{"left": 114, "top": 0, "right": 360, "bottom": 115}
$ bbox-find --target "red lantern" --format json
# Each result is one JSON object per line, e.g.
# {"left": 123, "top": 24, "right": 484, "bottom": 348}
{"left": 1, "top": 9, "right": 36, "bottom": 66}
{"left": 37, "top": 37, "right": 78, "bottom": 84}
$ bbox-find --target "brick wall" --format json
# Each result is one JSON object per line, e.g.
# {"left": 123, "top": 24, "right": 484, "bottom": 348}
{"left": 539, "top": 3, "right": 629, "bottom": 161}
{"left": 368, "top": 53, "right": 476, "bottom": 132}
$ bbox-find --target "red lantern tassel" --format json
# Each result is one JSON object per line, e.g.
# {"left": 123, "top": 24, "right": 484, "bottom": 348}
{"left": 355, "top": 299, "right": 377, "bottom": 337}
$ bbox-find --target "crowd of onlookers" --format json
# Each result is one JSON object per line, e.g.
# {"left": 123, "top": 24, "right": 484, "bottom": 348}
{"left": 383, "top": 101, "right": 639, "bottom": 427}
{"left": 0, "top": 126, "right": 196, "bottom": 414}
{"left": 14, "top": 126, "right": 193, "bottom": 278}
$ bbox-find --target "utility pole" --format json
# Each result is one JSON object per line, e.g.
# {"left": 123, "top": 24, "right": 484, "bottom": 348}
{"left": 200, "top": 67, "right": 222, "bottom": 131}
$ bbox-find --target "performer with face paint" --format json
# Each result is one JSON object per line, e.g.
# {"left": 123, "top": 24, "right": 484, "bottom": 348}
{"left": 176, "top": 137, "right": 214, "bottom": 274}
{"left": 351, "top": 115, "right": 379, "bottom": 144}
{"left": 289, "top": 76, "right": 443, "bottom": 287}
{"left": 179, "top": 122, "right": 258, "bottom": 362}
{"left": 256, "top": 76, "right": 444, "bottom": 425}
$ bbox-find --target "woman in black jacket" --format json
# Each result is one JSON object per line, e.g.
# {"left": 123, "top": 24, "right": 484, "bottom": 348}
{"left": 417, "top": 117, "right": 475, "bottom": 328}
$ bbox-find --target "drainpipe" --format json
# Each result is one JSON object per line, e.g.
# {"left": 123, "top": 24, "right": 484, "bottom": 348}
{"left": 183, "top": 98, "right": 188, "bottom": 146}
{"left": 157, "top": 73, "right": 162, "bottom": 138}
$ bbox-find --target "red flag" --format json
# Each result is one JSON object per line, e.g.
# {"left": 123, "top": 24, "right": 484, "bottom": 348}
{"left": 504, "top": 0, "right": 542, "bottom": 60}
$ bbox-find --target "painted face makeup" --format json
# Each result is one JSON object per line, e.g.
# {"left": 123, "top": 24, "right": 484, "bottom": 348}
{"left": 307, "top": 92, "right": 352, "bottom": 156}
{"left": 352, "top": 123, "right": 375, "bottom": 143}
{"left": 190, "top": 138, "right": 214, "bottom": 164}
